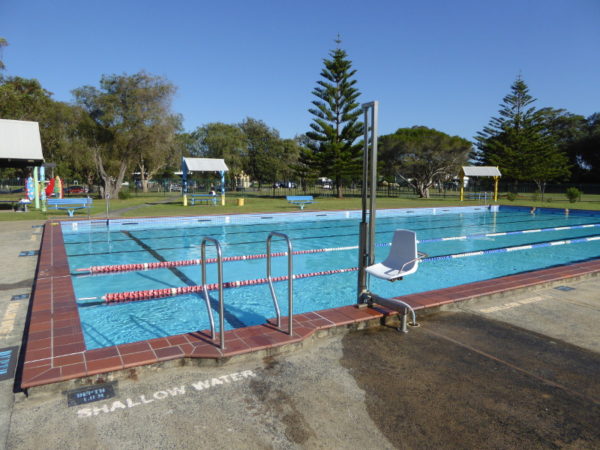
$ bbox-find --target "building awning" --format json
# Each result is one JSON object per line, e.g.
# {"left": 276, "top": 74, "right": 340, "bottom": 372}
{"left": 182, "top": 157, "right": 228, "bottom": 173}
{"left": 0, "top": 119, "right": 44, "bottom": 168}
{"left": 460, "top": 166, "right": 501, "bottom": 177}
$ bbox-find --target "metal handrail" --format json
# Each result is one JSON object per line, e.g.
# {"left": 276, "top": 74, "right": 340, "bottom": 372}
{"left": 200, "top": 237, "right": 225, "bottom": 350}
{"left": 266, "top": 232, "right": 294, "bottom": 336}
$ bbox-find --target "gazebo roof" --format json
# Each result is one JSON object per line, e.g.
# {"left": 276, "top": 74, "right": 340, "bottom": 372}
{"left": 460, "top": 166, "right": 501, "bottom": 177}
{"left": 0, "top": 119, "right": 44, "bottom": 168}
{"left": 182, "top": 157, "right": 228, "bottom": 172}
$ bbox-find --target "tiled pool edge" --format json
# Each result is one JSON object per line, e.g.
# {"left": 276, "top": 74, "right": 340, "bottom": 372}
{"left": 21, "top": 221, "right": 600, "bottom": 392}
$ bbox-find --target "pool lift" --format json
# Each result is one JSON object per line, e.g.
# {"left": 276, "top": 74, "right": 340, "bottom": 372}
{"left": 357, "top": 101, "right": 425, "bottom": 332}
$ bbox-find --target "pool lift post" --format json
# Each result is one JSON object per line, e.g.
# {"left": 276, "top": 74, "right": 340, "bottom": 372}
{"left": 357, "top": 101, "right": 419, "bottom": 332}
{"left": 105, "top": 192, "right": 110, "bottom": 226}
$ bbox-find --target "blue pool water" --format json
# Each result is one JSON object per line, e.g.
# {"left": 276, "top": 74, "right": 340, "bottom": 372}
{"left": 63, "top": 206, "right": 600, "bottom": 349}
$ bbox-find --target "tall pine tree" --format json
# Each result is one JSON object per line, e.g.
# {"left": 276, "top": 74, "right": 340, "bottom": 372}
{"left": 475, "top": 77, "right": 569, "bottom": 195}
{"left": 306, "top": 39, "right": 362, "bottom": 198}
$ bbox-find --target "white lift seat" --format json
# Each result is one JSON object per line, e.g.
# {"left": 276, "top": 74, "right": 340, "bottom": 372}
{"left": 365, "top": 229, "right": 424, "bottom": 281}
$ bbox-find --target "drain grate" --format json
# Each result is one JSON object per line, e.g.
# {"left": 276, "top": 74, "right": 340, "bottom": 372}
{"left": 11, "top": 293, "right": 29, "bottom": 301}
{"left": 19, "top": 250, "right": 39, "bottom": 257}
{"left": 554, "top": 285, "right": 575, "bottom": 292}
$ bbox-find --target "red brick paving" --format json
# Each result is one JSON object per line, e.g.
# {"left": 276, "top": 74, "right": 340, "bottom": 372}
{"left": 20, "top": 221, "right": 600, "bottom": 389}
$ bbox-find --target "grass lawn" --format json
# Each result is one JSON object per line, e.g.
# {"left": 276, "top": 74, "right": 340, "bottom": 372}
{"left": 0, "top": 191, "right": 599, "bottom": 221}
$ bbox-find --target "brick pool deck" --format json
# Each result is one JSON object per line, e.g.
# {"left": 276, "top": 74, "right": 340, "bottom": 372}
{"left": 20, "top": 221, "right": 600, "bottom": 389}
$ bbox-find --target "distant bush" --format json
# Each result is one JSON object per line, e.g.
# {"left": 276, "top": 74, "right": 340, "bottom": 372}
{"left": 506, "top": 192, "right": 518, "bottom": 201}
{"left": 118, "top": 190, "right": 131, "bottom": 200}
{"left": 565, "top": 187, "right": 582, "bottom": 203}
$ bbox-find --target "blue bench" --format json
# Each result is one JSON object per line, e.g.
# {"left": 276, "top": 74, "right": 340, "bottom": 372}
{"left": 47, "top": 197, "right": 92, "bottom": 216}
{"left": 190, "top": 194, "right": 219, "bottom": 206}
{"left": 287, "top": 195, "right": 315, "bottom": 210}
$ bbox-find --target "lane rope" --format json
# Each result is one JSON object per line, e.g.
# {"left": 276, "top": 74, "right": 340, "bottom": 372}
{"left": 81, "top": 234, "right": 600, "bottom": 305}
{"left": 75, "top": 222, "right": 600, "bottom": 275}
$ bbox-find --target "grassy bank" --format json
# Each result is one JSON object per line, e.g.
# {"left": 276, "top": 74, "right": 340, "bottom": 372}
{"left": 0, "top": 191, "right": 599, "bottom": 221}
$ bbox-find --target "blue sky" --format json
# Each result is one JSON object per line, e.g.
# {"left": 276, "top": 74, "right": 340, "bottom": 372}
{"left": 1, "top": 0, "right": 599, "bottom": 141}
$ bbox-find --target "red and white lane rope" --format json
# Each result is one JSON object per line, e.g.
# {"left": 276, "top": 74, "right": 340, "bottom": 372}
{"left": 76, "top": 246, "right": 358, "bottom": 274}
{"left": 101, "top": 267, "right": 359, "bottom": 304}
{"left": 75, "top": 222, "right": 600, "bottom": 275}
{"left": 80, "top": 234, "right": 600, "bottom": 306}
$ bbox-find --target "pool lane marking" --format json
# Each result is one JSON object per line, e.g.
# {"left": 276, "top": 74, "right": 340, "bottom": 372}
{"left": 121, "top": 231, "right": 247, "bottom": 328}
{"left": 83, "top": 234, "right": 600, "bottom": 304}
{"left": 76, "top": 223, "right": 600, "bottom": 275}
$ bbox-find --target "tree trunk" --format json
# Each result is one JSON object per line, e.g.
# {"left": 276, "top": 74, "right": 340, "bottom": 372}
{"left": 535, "top": 180, "right": 546, "bottom": 201}
{"left": 416, "top": 181, "right": 430, "bottom": 198}
{"left": 139, "top": 161, "right": 148, "bottom": 193}
{"left": 93, "top": 147, "right": 128, "bottom": 199}
{"left": 336, "top": 175, "right": 343, "bottom": 198}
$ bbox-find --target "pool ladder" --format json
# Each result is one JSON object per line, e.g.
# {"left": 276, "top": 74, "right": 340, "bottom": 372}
{"left": 266, "top": 232, "right": 294, "bottom": 336}
{"left": 199, "top": 233, "right": 295, "bottom": 351}
{"left": 200, "top": 237, "right": 225, "bottom": 350}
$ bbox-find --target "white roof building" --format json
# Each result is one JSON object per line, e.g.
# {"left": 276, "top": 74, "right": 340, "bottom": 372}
{"left": 182, "top": 157, "right": 229, "bottom": 173}
{"left": 0, "top": 119, "right": 44, "bottom": 167}
{"left": 460, "top": 166, "right": 502, "bottom": 177}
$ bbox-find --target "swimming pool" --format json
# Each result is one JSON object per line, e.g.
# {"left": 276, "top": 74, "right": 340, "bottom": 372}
{"left": 62, "top": 206, "right": 600, "bottom": 350}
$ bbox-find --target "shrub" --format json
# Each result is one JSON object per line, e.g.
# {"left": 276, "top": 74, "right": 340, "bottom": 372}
{"left": 506, "top": 192, "right": 518, "bottom": 201}
{"left": 118, "top": 190, "right": 131, "bottom": 200}
{"left": 565, "top": 187, "right": 582, "bottom": 203}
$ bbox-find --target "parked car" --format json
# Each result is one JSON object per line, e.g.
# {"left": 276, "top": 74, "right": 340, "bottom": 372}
{"left": 65, "top": 185, "right": 88, "bottom": 194}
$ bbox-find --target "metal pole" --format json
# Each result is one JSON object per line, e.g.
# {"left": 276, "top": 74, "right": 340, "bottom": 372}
{"left": 357, "top": 101, "right": 379, "bottom": 302}
{"left": 357, "top": 104, "right": 370, "bottom": 300}
{"left": 266, "top": 232, "right": 294, "bottom": 335}
{"left": 368, "top": 101, "right": 379, "bottom": 266}
{"left": 201, "top": 237, "right": 224, "bottom": 350}
{"left": 105, "top": 193, "right": 110, "bottom": 226}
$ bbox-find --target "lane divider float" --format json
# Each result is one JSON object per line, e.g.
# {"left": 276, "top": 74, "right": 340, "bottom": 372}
{"left": 75, "top": 223, "right": 600, "bottom": 275}
{"left": 81, "top": 234, "right": 600, "bottom": 306}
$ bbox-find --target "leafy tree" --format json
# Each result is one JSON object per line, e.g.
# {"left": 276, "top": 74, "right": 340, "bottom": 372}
{"left": 192, "top": 123, "right": 247, "bottom": 189}
{"left": 292, "top": 134, "right": 320, "bottom": 192}
{"left": 536, "top": 108, "right": 587, "bottom": 181}
{"left": 278, "top": 138, "right": 302, "bottom": 183}
{"left": 475, "top": 77, "right": 570, "bottom": 194}
{"left": 0, "top": 76, "right": 96, "bottom": 182}
{"left": 0, "top": 37, "right": 7, "bottom": 71}
{"left": 306, "top": 41, "right": 363, "bottom": 198}
{"left": 0, "top": 76, "right": 54, "bottom": 120}
{"left": 379, "top": 126, "right": 472, "bottom": 198}
{"left": 73, "top": 72, "right": 179, "bottom": 197}
{"left": 239, "top": 118, "right": 287, "bottom": 187}
{"left": 563, "top": 113, "right": 600, "bottom": 182}
{"left": 136, "top": 113, "right": 181, "bottom": 192}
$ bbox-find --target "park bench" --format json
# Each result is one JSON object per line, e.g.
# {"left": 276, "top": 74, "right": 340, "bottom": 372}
{"left": 189, "top": 194, "right": 219, "bottom": 206}
{"left": 47, "top": 197, "right": 93, "bottom": 216}
{"left": 0, "top": 199, "right": 31, "bottom": 212}
{"left": 286, "top": 195, "right": 315, "bottom": 210}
